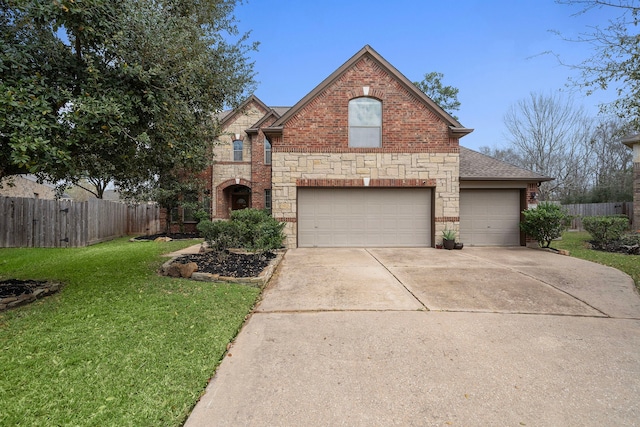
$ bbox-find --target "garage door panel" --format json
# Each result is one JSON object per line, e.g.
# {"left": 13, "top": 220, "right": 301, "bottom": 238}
{"left": 460, "top": 190, "right": 521, "bottom": 247}
{"left": 298, "top": 188, "right": 431, "bottom": 247}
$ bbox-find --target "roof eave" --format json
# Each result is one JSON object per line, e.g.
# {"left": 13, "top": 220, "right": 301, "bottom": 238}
{"left": 621, "top": 133, "right": 640, "bottom": 148}
{"left": 263, "top": 126, "right": 283, "bottom": 135}
{"left": 449, "top": 127, "right": 474, "bottom": 139}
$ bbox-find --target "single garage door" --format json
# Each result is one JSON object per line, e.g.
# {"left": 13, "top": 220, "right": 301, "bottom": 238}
{"left": 459, "top": 189, "right": 521, "bottom": 246}
{"left": 298, "top": 188, "right": 431, "bottom": 247}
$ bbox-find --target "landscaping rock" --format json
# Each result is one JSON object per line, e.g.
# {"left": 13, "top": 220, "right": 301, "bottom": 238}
{"left": 177, "top": 262, "right": 198, "bottom": 278}
{"left": 154, "top": 236, "right": 173, "bottom": 242}
{"left": 166, "top": 262, "right": 199, "bottom": 278}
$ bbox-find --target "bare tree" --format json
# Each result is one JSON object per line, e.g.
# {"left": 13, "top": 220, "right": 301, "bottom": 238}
{"left": 479, "top": 146, "right": 524, "bottom": 167}
{"left": 554, "top": 0, "right": 640, "bottom": 130}
{"left": 503, "top": 92, "right": 594, "bottom": 201}
{"left": 584, "top": 118, "right": 634, "bottom": 201}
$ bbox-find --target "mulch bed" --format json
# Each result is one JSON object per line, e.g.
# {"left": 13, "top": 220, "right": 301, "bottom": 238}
{"left": 134, "top": 232, "right": 200, "bottom": 241}
{"left": 590, "top": 241, "right": 640, "bottom": 255}
{"left": 0, "top": 279, "right": 62, "bottom": 311}
{"left": 178, "top": 251, "right": 276, "bottom": 278}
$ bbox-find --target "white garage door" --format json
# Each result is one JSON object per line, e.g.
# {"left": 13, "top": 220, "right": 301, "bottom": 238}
{"left": 459, "top": 190, "right": 521, "bottom": 246}
{"left": 298, "top": 188, "right": 431, "bottom": 247}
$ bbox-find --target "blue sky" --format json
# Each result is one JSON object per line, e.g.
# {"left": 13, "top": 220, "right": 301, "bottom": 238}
{"left": 233, "top": 0, "right": 620, "bottom": 151}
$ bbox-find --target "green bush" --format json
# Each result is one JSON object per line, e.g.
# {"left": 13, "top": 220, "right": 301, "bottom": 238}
{"left": 520, "top": 202, "right": 571, "bottom": 248}
{"left": 582, "top": 215, "right": 630, "bottom": 245}
{"left": 196, "top": 219, "right": 240, "bottom": 253}
{"left": 197, "top": 209, "right": 285, "bottom": 253}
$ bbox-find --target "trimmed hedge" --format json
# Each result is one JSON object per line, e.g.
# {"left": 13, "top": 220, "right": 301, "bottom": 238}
{"left": 197, "top": 209, "right": 285, "bottom": 253}
{"left": 582, "top": 215, "right": 630, "bottom": 245}
{"left": 520, "top": 202, "right": 571, "bottom": 248}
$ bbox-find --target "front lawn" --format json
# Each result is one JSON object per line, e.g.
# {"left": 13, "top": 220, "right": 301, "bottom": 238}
{"left": 554, "top": 231, "right": 640, "bottom": 290}
{"left": 0, "top": 238, "right": 260, "bottom": 426}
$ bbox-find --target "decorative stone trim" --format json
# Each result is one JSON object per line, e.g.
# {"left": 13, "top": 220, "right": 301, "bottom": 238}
{"left": 275, "top": 217, "right": 297, "bottom": 223}
{"left": 296, "top": 178, "right": 437, "bottom": 187}
{"left": 435, "top": 217, "right": 460, "bottom": 222}
{"left": 217, "top": 178, "right": 252, "bottom": 190}
{"left": 274, "top": 146, "right": 460, "bottom": 154}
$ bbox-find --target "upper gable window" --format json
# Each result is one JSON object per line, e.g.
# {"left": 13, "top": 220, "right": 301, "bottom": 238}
{"left": 233, "top": 140, "right": 243, "bottom": 161}
{"left": 349, "top": 97, "right": 382, "bottom": 148}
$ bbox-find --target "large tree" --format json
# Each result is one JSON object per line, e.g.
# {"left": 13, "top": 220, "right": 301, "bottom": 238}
{"left": 579, "top": 118, "right": 634, "bottom": 202}
{"left": 555, "top": 0, "right": 640, "bottom": 130}
{"left": 502, "top": 91, "right": 594, "bottom": 201}
{"left": 413, "top": 71, "right": 461, "bottom": 119}
{"left": 0, "top": 0, "right": 256, "bottom": 197}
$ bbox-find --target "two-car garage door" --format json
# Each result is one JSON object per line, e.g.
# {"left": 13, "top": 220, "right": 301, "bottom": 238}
{"left": 298, "top": 188, "right": 432, "bottom": 247}
{"left": 297, "top": 188, "right": 521, "bottom": 247}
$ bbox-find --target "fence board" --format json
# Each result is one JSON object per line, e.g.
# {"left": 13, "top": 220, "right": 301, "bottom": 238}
{"left": 563, "top": 202, "right": 634, "bottom": 230}
{"left": 0, "top": 196, "right": 160, "bottom": 248}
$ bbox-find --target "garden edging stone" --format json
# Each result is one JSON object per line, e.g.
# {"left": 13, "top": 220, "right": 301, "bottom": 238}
{"left": 161, "top": 249, "right": 285, "bottom": 287}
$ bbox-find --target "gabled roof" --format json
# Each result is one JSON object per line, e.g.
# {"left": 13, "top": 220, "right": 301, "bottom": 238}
{"left": 270, "top": 45, "right": 472, "bottom": 138}
{"left": 216, "top": 94, "right": 270, "bottom": 127}
{"left": 459, "top": 147, "right": 553, "bottom": 182}
{"left": 246, "top": 107, "right": 287, "bottom": 134}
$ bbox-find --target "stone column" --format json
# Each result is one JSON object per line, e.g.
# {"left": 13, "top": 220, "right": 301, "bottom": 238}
{"left": 622, "top": 135, "right": 640, "bottom": 231}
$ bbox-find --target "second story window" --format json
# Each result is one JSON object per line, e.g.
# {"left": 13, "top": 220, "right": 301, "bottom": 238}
{"left": 233, "top": 139, "right": 243, "bottom": 161}
{"left": 349, "top": 97, "right": 382, "bottom": 148}
{"left": 264, "top": 138, "right": 272, "bottom": 165}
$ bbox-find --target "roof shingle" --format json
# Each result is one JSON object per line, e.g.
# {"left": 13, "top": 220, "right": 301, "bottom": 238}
{"left": 459, "top": 146, "right": 552, "bottom": 181}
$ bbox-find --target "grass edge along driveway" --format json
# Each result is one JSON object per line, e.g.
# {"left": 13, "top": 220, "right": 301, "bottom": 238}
{"left": 0, "top": 238, "right": 260, "bottom": 427}
{"left": 555, "top": 231, "right": 640, "bottom": 290}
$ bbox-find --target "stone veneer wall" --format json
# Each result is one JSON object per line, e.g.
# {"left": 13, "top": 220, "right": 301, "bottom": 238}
{"left": 0, "top": 176, "right": 56, "bottom": 199}
{"left": 211, "top": 103, "right": 267, "bottom": 218}
{"left": 272, "top": 151, "right": 460, "bottom": 248}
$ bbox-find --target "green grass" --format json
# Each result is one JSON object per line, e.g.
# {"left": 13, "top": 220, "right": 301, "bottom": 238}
{"left": 554, "top": 231, "right": 640, "bottom": 289}
{"left": 0, "top": 238, "right": 260, "bottom": 426}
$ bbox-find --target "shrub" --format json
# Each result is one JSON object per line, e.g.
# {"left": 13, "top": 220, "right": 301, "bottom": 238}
{"left": 196, "top": 219, "right": 240, "bottom": 254}
{"left": 582, "top": 215, "right": 630, "bottom": 245}
{"left": 520, "top": 202, "right": 571, "bottom": 248}
{"left": 197, "top": 209, "right": 285, "bottom": 253}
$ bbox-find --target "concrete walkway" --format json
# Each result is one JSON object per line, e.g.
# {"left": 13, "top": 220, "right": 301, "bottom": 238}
{"left": 185, "top": 247, "right": 640, "bottom": 426}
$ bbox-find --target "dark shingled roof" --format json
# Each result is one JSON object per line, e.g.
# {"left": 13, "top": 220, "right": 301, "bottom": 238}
{"left": 460, "top": 146, "right": 553, "bottom": 182}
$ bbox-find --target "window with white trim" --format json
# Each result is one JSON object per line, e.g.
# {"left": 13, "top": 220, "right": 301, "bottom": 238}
{"left": 233, "top": 140, "right": 243, "bottom": 161}
{"left": 264, "top": 138, "right": 272, "bottom": 165}
{"left": 348, "top": 97, "right": 382, "bottom": 148}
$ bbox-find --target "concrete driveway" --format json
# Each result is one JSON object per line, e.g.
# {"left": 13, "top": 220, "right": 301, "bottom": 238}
{"left": 185, "top": 247, "right": 640, "bottom": 427}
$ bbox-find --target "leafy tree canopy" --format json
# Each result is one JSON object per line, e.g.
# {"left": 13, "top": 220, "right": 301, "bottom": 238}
{"left": 1, "top": 0, "right": 257, "bottom": 197}
{"left": 413, "top": 71, "right": 461, "bottom": 120}
{"left": 555, "top": 0, "right": 640, "bottom": 130}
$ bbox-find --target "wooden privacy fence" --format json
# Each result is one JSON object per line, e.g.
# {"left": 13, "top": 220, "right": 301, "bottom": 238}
{"left": 562, "top": 202, "right": 634, "bottom": 231}
{"left": 0, "top": 197, "right": 161, "bottom": 248}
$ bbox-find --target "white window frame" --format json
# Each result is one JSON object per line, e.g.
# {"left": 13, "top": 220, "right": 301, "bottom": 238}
{"left": 264, "top": 138, "right": 272, "bottom": 165}
{"left": 233, "top": 140, "right": 243, "bottom": 161}
{"left": 348, "top": 97, "right": 382, "bottom": 148}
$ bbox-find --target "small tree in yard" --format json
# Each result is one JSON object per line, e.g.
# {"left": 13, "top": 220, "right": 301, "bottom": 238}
{"left": 520, "top": 202, "right": 571, "bottom": 248}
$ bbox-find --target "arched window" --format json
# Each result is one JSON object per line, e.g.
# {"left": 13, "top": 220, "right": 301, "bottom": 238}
{"left": 349, "top": 97, "right": 381, "bottom": 148}
{"left": 233, "top": 140, "right": 243, "bottom": 161}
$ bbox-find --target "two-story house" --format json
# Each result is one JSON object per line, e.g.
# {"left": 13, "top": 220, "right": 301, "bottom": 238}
{"left": 205, "top": 45, "right": 551, "bottom": 248}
